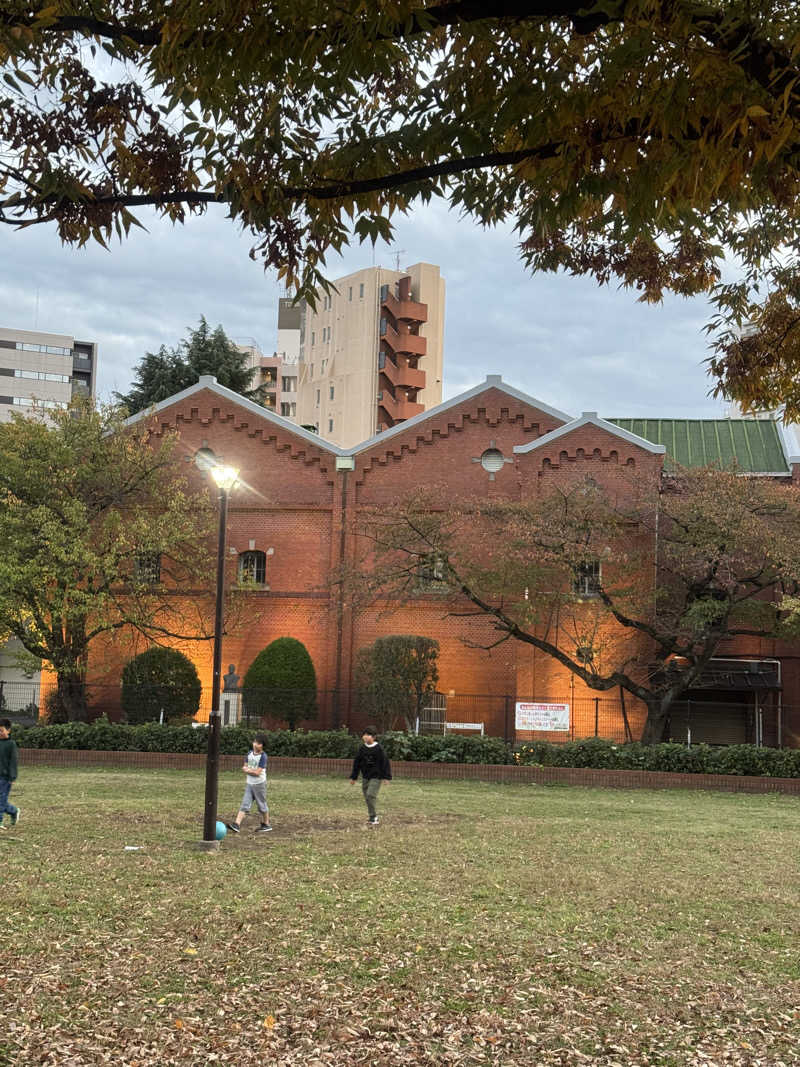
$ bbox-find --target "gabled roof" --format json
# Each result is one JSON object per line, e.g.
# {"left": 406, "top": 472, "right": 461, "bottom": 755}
{"left": 513, "top": 411, "right": 667, "bottom": 457}
{"left": 608, "top": 418, "right": 791, "bottom": 474}
{"left": 126, "top": 373, "right": 574, "bottom": 457}
{"left": 123, "top": 375, "right": 348, "bottom": 456}
{"left": 349, "top": 375, "right": 572, "bottom": 455}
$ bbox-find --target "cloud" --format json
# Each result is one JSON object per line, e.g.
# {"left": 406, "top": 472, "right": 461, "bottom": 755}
{"left": 0, "top": 198, "right": 725, "bottom": 418}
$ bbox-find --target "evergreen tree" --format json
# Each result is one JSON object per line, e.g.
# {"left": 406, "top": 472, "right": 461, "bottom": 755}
{"left": 242, "top": 637, "right": 317, "bottom": 730}
{"left": 121, "top": 647, "right": 202, "bottom": 724}
{"left": 116, "top": 318, "right": 265, "bottom": 414}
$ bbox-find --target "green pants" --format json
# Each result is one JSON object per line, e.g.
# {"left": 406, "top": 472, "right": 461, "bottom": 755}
{"left": 361, "top": 777, "right": 382, "bottom": 819}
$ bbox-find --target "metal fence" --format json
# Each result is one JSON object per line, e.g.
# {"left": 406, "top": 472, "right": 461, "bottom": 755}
{"left": 0, "top": 678, "right": 789, "bottom": 747}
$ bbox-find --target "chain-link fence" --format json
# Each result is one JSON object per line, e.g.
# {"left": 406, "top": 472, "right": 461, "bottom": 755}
{"left": 0, "top": 678, "right": 788, "bottom": 747}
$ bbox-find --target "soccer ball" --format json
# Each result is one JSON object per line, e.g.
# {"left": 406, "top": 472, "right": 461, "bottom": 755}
{"left": 215, "top": 820, "right": 228, "bottom": 841}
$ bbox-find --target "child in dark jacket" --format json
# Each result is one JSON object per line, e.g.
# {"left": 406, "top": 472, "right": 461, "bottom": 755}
{"left": 0, "top": 718, "right": 19, "bottom": 830}
{"left": 349, "top": 726, "right": 392, "bottom": 825}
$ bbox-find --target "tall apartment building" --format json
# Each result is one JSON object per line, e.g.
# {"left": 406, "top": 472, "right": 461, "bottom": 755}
{"left": 0, "top": 326, "right": 97, "bottom": 422}
{"left": 293, "top": 262, "right": 445, "bottom": 447}
{"left": 237, "top": 305, "right": 299, "bottom": 419}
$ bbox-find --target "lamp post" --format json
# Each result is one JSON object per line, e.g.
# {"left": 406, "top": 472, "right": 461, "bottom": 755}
{"left": 200, "top": 460, "right": 239, "bottom": 845}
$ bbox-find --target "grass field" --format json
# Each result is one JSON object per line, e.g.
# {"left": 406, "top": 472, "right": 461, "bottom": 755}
{"left": 2, "top": 767, "right": 799, "bottom": 1066}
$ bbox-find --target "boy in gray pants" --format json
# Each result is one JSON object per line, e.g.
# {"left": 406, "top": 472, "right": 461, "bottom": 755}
{"left": 227, "top": 734, "right": 272, "bottom": 833}
{"left": 349, "top": 726, "right": 392, "bottom": 825}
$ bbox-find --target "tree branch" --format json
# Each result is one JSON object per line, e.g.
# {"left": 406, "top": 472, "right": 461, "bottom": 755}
{"left": 0, "top": 140, "right": 562, "bottom": 225}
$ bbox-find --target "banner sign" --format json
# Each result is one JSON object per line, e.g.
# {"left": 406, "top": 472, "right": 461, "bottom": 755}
{"left": 515, "top": 701, "right": 570, "bottom": 732}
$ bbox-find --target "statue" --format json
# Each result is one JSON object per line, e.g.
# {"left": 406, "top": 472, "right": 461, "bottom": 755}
{"left": 222, "top": 664, "right": 240, "bottom": 692}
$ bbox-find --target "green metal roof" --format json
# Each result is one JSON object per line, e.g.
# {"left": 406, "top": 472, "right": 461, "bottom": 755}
{"left": 607, "top": 419, "right": 790, "bottom": 474}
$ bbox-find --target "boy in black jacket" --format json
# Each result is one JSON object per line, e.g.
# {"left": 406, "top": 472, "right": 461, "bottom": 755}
{"left": 349, "top": 726, "right": 391, "bottom": 825}
{"left": 0, "top": 718, "right": 19, "bottom": 831}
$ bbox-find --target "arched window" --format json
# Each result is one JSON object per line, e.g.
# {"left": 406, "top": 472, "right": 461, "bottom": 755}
{"left": 238, "top": 550, "right": 267, "bottom": 586}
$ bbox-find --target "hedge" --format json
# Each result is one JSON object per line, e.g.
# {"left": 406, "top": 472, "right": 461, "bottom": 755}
{"left": 10, "top": 724, "right": 800, "bottom": 776}
{"left": 514, "top": 737, "right": 800, "bottom": 777}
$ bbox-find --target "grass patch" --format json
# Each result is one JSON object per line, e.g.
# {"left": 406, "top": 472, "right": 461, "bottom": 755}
{"left": 3, "top": 768, "right": 800, "bottom": 1065}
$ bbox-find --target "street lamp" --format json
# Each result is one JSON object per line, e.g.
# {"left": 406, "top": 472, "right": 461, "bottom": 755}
{"left": 196, "top": 452, "right": 239, "bottom": 846}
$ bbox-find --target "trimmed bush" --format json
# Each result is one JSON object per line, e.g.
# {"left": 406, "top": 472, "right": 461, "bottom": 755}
{"left": 514, "top": 738, "right": 800, "bottom": 777}
{"left": 379, "top": 730, "right": 512, "bottom": 765}
{"left": 242, "top": 637, "right": 317, "bottom": 729}
{"left": 121, "top": 647, "right": 202, "bottom": 724}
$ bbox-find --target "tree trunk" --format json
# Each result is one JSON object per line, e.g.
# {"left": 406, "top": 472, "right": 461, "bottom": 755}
{"left": 56, "top": 673, "right": 89, "bottom": 722}
{"left": 640, "top": 695, "right": 672, "bottom": 745}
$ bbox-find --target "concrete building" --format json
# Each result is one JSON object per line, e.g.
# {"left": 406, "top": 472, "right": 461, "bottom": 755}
{"left": 294, "top": 262, "right": 445, "bottom": 447}
{"left": 237, "top": 325, "right": 299, "bottom": 419}
{"left": 0, "top": 326, "right": 98, "bottom": 710}
{"left": 0, "top": 326, "right": 97, "bottom": 421}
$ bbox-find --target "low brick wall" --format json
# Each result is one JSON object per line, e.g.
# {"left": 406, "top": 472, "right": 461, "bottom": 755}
{"left": 17, "top": 748, "right": 800, "bottom": 795}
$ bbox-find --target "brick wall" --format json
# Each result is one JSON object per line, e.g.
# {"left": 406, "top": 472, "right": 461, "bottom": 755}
{"left": 86, "top": 382, "right": 800, "bottom": 745}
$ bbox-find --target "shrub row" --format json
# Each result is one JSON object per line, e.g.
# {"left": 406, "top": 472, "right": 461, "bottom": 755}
{"left": 514, "top": 737, "right": 800, "bottom": 778}
{"left": 12, "top": 723, "right": 800, "bottom": 777}
{"left": 379, "top": 730, "right": 513, "bottom": 765}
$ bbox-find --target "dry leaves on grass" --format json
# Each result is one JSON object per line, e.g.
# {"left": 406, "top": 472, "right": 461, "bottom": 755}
{"left": 4, "top": 939, "right": 800, "bottom": 1066}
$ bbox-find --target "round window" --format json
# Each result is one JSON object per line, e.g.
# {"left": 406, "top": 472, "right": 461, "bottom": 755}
{"left": 480, "top": 448, "right": 505, "bottom": 473}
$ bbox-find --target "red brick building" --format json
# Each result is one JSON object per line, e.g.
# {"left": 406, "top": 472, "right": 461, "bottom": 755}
{"left": 100, "top": 375, "right": 800, "bottom": 747}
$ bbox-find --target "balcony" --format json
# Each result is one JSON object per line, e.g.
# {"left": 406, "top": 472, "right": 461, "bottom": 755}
{"left": 378, "top": 390, "right": 424, "bottom": 423}
{"left": 380, "top": 356, "right": 426, "bottom": 392}
{"left": 382, "top": 290, "right": 428, "bottom": 324}
{"left": 382, "top": 321, "right": 427, "bottom": 357}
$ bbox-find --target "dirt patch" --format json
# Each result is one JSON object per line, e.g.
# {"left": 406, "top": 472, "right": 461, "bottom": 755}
{"left": 214, "top": 811, "right": 465, "bottom": 844}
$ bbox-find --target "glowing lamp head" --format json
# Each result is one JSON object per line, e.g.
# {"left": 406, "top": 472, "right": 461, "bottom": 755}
{"left": 210, "top": 464, "right": 239, "bottom": 490}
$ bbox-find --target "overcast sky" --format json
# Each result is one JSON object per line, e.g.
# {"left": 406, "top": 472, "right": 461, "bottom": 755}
{"left": 0, "top": 198, "right": 727, "bottom": 420}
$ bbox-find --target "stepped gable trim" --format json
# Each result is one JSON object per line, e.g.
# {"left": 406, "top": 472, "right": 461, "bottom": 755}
{"left": 124, "top": 375, "right": 347, "bottom": 458}
{"left": 202, "top": 406, "right": 336, "bottom": 476}
{"left": 350, "top": 376, "right": 572, "bottom": 482}
{"left": 514, "top": 412, "right": 667, "bottom": 458}
{"left": 348, "top": 375, "right": 572, "bottom": 457}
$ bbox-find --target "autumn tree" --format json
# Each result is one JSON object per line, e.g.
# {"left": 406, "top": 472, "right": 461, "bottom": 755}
{"left": 2, "top": 4, "right": 800, "bottom": 410}
{"left": 116, "top": 317, "right": 265, "bottom": 414}
{"left": 355, "top": 635, "right": 440, "bottom": 733}
{"left": 351, "top": 470, "right": 800, "bottom": 743}
{"left": 0, "top": 403, "right": 215, "bottom": 720}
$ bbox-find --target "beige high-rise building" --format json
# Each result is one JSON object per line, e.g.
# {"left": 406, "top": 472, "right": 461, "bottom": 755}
{"left": 0, "top": 326, "right": 97, "bottom": 422}
{"left": 294, "top": 262, "right": 445, "bottom": 447}
{"left": 236, "top": 300, "right": 301, "bottom": 418}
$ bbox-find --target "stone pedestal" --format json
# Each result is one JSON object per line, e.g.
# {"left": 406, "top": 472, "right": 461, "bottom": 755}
{"left": 221, "top": 691, "right": 241, "bottom": 726}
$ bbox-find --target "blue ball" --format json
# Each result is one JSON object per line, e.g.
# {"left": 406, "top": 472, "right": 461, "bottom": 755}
{"left": 215, "top": 820, "right": 227, "bottom": 841}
